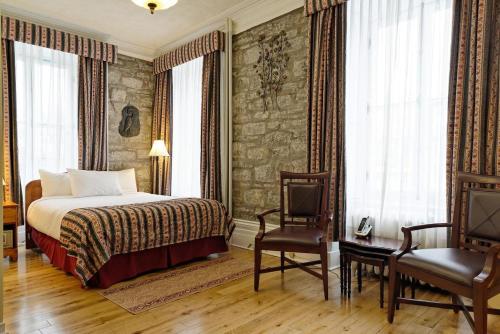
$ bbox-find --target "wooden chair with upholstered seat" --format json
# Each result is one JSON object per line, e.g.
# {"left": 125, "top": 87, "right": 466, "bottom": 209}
{"left": 387, "top": 172, "right": 500, "bottom": 334}
{"left": 254, "top": 171, "right": 332, "bottom": 300}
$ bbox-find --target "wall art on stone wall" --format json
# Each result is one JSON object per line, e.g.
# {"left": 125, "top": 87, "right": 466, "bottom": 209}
{"left": 118, "top": 104, "right": 141, "bottom": 137}
{"left": 254, "top": 30, "right": 291, "bottom": 111}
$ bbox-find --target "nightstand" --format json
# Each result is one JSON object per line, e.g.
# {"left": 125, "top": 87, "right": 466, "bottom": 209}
{"left": 3, "top": 200, "right": 19, "bottom": 261}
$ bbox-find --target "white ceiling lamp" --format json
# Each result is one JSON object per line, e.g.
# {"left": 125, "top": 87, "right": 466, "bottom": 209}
{"left": 131, "top": 0, "right": 178, "bottom": 14}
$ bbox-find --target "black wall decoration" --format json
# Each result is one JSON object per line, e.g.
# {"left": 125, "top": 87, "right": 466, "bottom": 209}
{"left": 254, "top": 30, "right": 291, "bottom": 111}
{"left": 119, "top": 104, "right": 140, "bottom": 137}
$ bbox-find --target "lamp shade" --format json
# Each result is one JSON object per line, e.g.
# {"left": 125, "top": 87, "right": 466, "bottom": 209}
{"left": 131, "top": 0, "right": 178, "bottom": 13}
{"left": 149, "top": 140, "right": 170, "bottom": 157}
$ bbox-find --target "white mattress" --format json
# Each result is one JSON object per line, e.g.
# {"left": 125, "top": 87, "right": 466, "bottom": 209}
{"left": 27, "top": 192, "right": 172, "bottom": 240}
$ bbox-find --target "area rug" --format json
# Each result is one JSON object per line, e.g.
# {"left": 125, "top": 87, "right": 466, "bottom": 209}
{"left": 98, "top": 255, "right": 253, "bottom": 314}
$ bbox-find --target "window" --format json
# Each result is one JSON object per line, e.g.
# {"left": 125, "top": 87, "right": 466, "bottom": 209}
{"left": 171, "top": 56, "right": 203, "bottom": 197}
{"left": 15, "top": 42, "right": 79, "bottom": 189}
{"left": 345, "top": 0, "right": 453, "bottom": 247}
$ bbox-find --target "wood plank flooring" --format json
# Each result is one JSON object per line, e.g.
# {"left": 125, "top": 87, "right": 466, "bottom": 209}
{"left": 3, "top": 246, "right": 500, "bottom": 334}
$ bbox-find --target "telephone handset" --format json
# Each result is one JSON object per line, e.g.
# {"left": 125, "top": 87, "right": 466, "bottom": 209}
{"left": 355, "top": 216, "right": 372, "bottom": 238}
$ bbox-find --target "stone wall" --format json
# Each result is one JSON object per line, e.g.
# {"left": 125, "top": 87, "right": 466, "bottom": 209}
{"left": 232, "top": 8, "right": 308, "bottom": 222}
{"left": 108, "top": 54, "right": 154, "bottom": 193}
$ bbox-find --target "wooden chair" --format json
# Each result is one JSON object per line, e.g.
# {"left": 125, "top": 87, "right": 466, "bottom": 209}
{"left": 387, "top": 172, "right": 500, "bottom": 333}
{"left": 254, "top": 171, "right": 332, "bottom": 300}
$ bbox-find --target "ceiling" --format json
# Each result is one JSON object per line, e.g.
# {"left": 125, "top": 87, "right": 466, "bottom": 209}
{"left": 0, "top": 0, "right": 293, "bottom": 60}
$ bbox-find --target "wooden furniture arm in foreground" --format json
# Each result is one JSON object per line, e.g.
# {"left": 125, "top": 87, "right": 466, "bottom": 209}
{"left": 387, "top": 173, "right": 500, "bottom": 333}
{"left": 474, "top": 244, "right": 500, "bottom": 288}
{"left": 393, "top": 223, "right": 453, "bottom": 258}
{"left": 256, "top": 208, "right": 280, "bottom": 240}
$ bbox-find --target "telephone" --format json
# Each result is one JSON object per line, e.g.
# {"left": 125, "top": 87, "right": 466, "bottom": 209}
{"left": 355, "top": 216, "right": 372, "bottom": 238}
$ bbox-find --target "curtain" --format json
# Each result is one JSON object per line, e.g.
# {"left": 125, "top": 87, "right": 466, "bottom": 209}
{"left": 152, "top": 70, "right": 173, "bottom": 195}
{"left": 78, "top": 57, "right": 108, "bottom": 171}
{"left": 14, "top": 42, "right": 79, "bottom": 206}
{"left": 306, "top": 3, "right": 347, "bottom": 241}
{"left": 153, "top": 30, "right": 224, "bottom": 75}
{"left": 2, "top": 16, "right": 117, "bottom": 63}
{"left": 171, "top": 57, "right": 203, "bottom": 197}
{"left": 2, "top": 39, "right": 23, "bottom": 223}
{"left": 304, "top": 0, "right": 348, "bottom": 16}
{"left": 345, "top": 0, "right": 453, "bottom": 248}
{"left": 201, "top": 51, "right": 222, "bottom": 201}
{"left": 447, "top": 0, "right": 500, "bottom": 222}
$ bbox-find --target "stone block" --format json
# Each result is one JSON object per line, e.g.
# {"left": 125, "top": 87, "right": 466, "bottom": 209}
{"left": 110, "top": 88, "right": 127, "bottom": 102}
{"left": 242, "top": 123, "right": 266, "bottom": 137}
{"left": 255, "top": 165, "right": 274, "bottom": 183}
{"left": 110, "top": 150, "right": 137, "bottom": 161}
{"left": 233, "top": 168, "right": 252, "bottom": 182}
{"left": 243, "top": 189, "right": 266, "bottom": 206}
{"left": 247, "top": 147, "right": 270, "bottom": 161}
{"left": 122, "top": 77, "right": 143, "bottom": 89}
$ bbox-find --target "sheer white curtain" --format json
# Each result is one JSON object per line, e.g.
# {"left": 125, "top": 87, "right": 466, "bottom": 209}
{"left": 345, "top": 0, "right": 453, "bottom": 247}
{"left": 171, "top": 57, "right": 203, "bottom": 197}
{"left": 15, "top": 42, "right": 79, "bottom": 189}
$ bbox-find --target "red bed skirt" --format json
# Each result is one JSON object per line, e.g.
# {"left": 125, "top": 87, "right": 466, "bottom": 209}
{"left": 31, "top": 228, "right": 229, "bottom": 288}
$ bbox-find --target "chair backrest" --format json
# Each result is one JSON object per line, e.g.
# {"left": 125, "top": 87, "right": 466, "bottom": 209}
{"left": 451, "top": 172, "right": 500, "bottom": 252}
{"left": 279, "top": 171, "right": 329, "bottom": 228}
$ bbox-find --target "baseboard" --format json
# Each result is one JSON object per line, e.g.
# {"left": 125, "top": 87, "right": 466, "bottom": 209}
{"left": 231, "top": 218, "right": 340, "bottom": 270}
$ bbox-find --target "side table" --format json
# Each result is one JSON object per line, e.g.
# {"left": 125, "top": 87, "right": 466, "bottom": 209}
{"left": 340, "top": 232, "right": 419, "bottom": 308}
{"left": 3, "top": 200, "right": 19, "bottom": 261}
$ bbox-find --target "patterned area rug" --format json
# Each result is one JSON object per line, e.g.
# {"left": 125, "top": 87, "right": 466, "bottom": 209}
{"left": 98, "top": 255, "right": 253, "bottom": 314}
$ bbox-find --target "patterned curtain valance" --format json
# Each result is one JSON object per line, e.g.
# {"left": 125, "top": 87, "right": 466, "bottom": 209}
{"left": 1, "top": 16, "right": 118, "bottom": 63}
{"left": 153, "top": 30, "right": 225, "bottom": 75}
{"left": 304, "top": 0, "right": 348, "bottom": 16}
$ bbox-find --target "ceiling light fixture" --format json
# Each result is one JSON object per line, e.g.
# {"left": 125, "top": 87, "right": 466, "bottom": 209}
{"left": 131, "top": 0, "right": 178, "bottom": 14}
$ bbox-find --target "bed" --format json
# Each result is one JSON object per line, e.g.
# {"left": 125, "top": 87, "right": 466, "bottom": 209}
{"left": 25, "top": 179, "right": 234, "bottom": 288}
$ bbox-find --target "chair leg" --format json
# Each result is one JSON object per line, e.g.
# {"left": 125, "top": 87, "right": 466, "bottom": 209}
{"left": 379, "top": 263, "right": 385, "bottom": 308}
{"left": 254, "top": 243, "right": 261, "bottom": 292}
{"left": 357, "top": 262, "right": 362, "bottom": 293}
{"left": 340, "top": 252, "right": 345, "bottom": 294}
{"left": 473, "top": 285, "right": 487, "bottom": 334}
{"left": 396, "top": 275, "right": 401, "bottom": 311}
{"left": 280, "top": 251, "right": 285, "bottom": 273}
{"left": 411, "top": 277, "right": 416, "bottom": 299}
{"left": 401, "top": 274, "right": 406, "bottom": 298}
{"left": 320, "top": 243, "right": 329, "bottom": 300}
{"left": 347, "top": 255, "right": 352, "bottom": 297}
{"left": 451, "top": 294, "right": 460, "bottom": 314}
{"left": 387, "top": 257, "right": 399, "bottom": 323}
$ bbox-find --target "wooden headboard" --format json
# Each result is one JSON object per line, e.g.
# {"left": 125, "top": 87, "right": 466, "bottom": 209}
{"left": 25, "top": 179, "right": 42, "bottom": 249}
{"left": 25, "top": 179, "right": 42, "bottom": 216}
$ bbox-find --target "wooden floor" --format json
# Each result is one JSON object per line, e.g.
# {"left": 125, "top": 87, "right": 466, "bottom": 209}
{"left": 3, "top": 246, "right": 500, "bottom": 334}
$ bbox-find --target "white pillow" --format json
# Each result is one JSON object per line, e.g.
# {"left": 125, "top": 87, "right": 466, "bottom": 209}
{"left": 67, "top": 169, "right": 123, "bottom": 197}
{"left": 39, "top": 170, "right": 72, "bottom": 197}
{"left": 114, "top": 168, "right": 138, "bottom": 193}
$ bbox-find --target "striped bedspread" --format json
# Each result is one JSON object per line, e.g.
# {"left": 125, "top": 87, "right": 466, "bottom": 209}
{"left": 59, "top": 198, "right": 234, "bottom": 285}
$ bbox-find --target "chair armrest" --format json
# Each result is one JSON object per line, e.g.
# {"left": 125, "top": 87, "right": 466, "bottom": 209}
{"left": 401, "top": 223, "right": 453, "bottom": 233}
{"left": 474, "top": 244, "right": 500, "bottom": 287}
{"left": 256, "top": 208, "right": 280, "bottom": 240}
{"left": 392, "top": 223, "right": 453, "bottom": 259}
